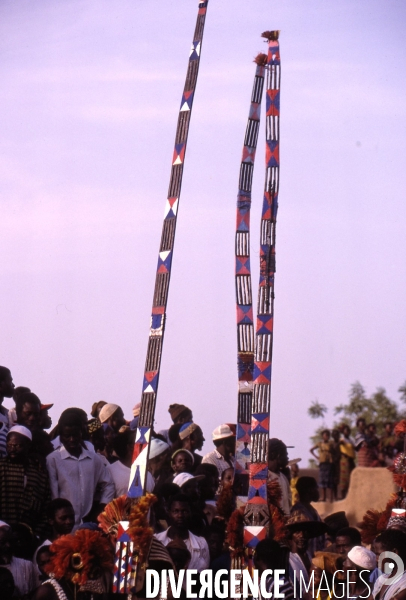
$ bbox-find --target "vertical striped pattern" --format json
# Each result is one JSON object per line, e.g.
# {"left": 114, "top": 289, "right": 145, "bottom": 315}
{"left": 243, "top": 31, "right": 281, "bottom": 552}
{"left": 128, "top": 1, "right": 210, "bottom": 501}
{"left": 235, "top": 60, "right": 266, "bottom": 500}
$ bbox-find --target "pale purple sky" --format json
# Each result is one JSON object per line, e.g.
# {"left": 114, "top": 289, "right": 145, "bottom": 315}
{"left": 1, "top": 0, "right": 405, "bottom": 464}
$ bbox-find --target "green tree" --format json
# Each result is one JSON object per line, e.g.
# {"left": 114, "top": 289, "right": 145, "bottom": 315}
{"left": 307, "top": 381, "right": 406, "bottom": 466}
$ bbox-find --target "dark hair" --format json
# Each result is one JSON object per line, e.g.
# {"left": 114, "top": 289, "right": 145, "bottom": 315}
{"left": 46, "top": 498, "right": 74, "bottom": 520}
{"left": 59, "top": 408, "right": 87, "bottom": 423}
{"left": 0, "top": 566, "right": 14, "bottom": 586}
{"left": 356, "top": 417, "right": 366, "bottom": 426}
{"left": 268, "top": 438, "right": 287, "bottom": 460}
{"left": 113, "top": 429, "right": 135, "bottom": 460}
{"left": 336, "top": 527, "right": 361, "bottom": 545}
{"left": 376, "top": 529, "right": 406, "bottom": 561}
{"left": 58, "top": 412, "right": 83, "bottom": 431}
{"left": 384, "top": 422, "right": 393, "bottom": 428}
{"left": 295, "top": 476, "right": 318, "bottom": 496}
{"left": 15, "top": 392, "right": 41, "bottom": 414}
{"left": 322, "top": 429, "right": 330, "bottom": 435}
{"left": 167, "top": 493, "right": 191, "bottom": 510}
{"left": 255, "top": 539, "right": 288, "bottom": 570}
{"left": 13, "top": 386, "right": 31, "bottom": 400}
{"left": 0, "top": 367, "right": 11, "bottom": 384}
{"left": 177, "top": 408, "right": 192, "bottom": 422}
{"left": 195, "top": 463, "right": 219, "bottom": 480}
{"left": 213, "top": 436, "right": 234, "bottom": 449}
{"left": 36, "top": 545, "right": 51, "bottom": 559}
{"left": 168, "top": 423, "right": 183, "bottom": 444}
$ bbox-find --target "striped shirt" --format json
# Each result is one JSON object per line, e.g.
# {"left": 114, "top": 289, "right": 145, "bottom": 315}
{"left": 0, "top": 456, "right": 51, "bottom": 537}
{"left": 0, "top": 406, "right": 9, "bottom": 457}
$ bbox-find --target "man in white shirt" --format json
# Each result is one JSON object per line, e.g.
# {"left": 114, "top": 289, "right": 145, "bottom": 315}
{"left": 154, "top": 494, "right": 210, "bottom": 572}
{"left": 202, "top": 424, "right": 235, "bottom": 478}
{"left": 46, "top": 412, "right": 114, "bottom": 525}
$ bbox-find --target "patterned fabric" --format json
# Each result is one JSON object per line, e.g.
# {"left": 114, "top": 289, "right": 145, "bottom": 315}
{"left": 0, "top": 407, "right": 9, "bottom": 457}
{"left": 202, "top": 449, "right": 234, "bottom": 478}
{"left": 319, "top": 462, "right": 334, "bottom": 488}
{"left": 0, "top": 456, "right": 51, "bottom": 536}
{"left": 261, "top": 573, "right": 294, "bottom": 600}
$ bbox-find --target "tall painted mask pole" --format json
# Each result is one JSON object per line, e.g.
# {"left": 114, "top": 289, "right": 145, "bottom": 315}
{"left": 234, "top": 53, "right": 268, "bottom": 502}
{"left": 112, "top": 2, "right": 211, "bottom": 595}
{"left": 244, "top": 28, "right": 281, "bottom": 557}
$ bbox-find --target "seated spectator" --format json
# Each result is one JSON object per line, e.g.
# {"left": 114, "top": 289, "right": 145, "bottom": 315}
{"left": 15, "top": 392, "right": 42, "bottom": 431}
{"left": 0, "top": 367, "right": 14, "bottom": 457}
{"left": 154, "top": 494, "right": 210, "bottom": 572}
{"left": 268, "top": 438, "right": 291, "bottom": 515}
{"left": 0, "top": 522, "right": 37, "bottom": 597}
{"left": 0, "top": 425, "right": 50, "bottom": 537}
{"left": 108, "top": 428, "right": 136, "bottom": 496}
{"left": 158, "top": 404, "right": 193, "bottom": 444}
{"left": 202, "top": 424, "right": 235, "bottom": 478}
{"left": 46, "top": 412, "right": 115, "bottom": 525}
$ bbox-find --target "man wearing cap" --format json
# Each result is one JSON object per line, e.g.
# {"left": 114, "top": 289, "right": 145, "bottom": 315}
{"left": 98, "top": 403, "right": 126, "bottom": 433}
{"left": 343, "top": 546, "right": 376, "bottom": 599}
{"left": 147, "top": 438, "right": 171, "bottom": 490}
{"left": 158, "top": 404, "right": 193, "bottom": 444}
{"left": 0, "top": 367, "right": 15, "bottom": 457}
{"left": 179, "top": 422, "right": 205, "bottom": 470}
{"left": 202, "top": 424, "right": 235, "bottom": 478}
{"left": 0, "top": 425, "right": 51, "bottom": 537}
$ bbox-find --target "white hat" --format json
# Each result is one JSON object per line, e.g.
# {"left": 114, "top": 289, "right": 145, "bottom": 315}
{"left": 99, "top": 403, "right": 120, "bottom": 423}
{"left": 348, "top": 546, "right": 376, "bottom": 570}
{"left": 173, "top": 472, "right": 205, "bottom": 487}
{"left": 212, "top": 424, "right": 235, "bottom": 441}
{"left": 7, "top": 425, "right": 32, "bottom": 441}
{"left": 149, "top": 438, "right": 170, "bottom": 459}
{"left": 0, "top": 521, "right": 10, "bottom": 529}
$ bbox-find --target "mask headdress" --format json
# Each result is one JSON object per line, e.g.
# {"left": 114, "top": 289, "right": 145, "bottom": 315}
{"left": 47, "top": 529, "right": 113, "bottom": 588}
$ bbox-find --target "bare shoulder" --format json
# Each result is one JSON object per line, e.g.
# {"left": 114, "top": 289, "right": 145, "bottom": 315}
{"left": 33, "top": 582, "right": 58, "bottom": 600}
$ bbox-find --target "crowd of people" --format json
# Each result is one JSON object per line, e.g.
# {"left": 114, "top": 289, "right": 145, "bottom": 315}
{"left": 0, "top": 365, "right": 406, "bottom": 599}
{"left": 310, "top": 420, "right": 402, "bottom": 503}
